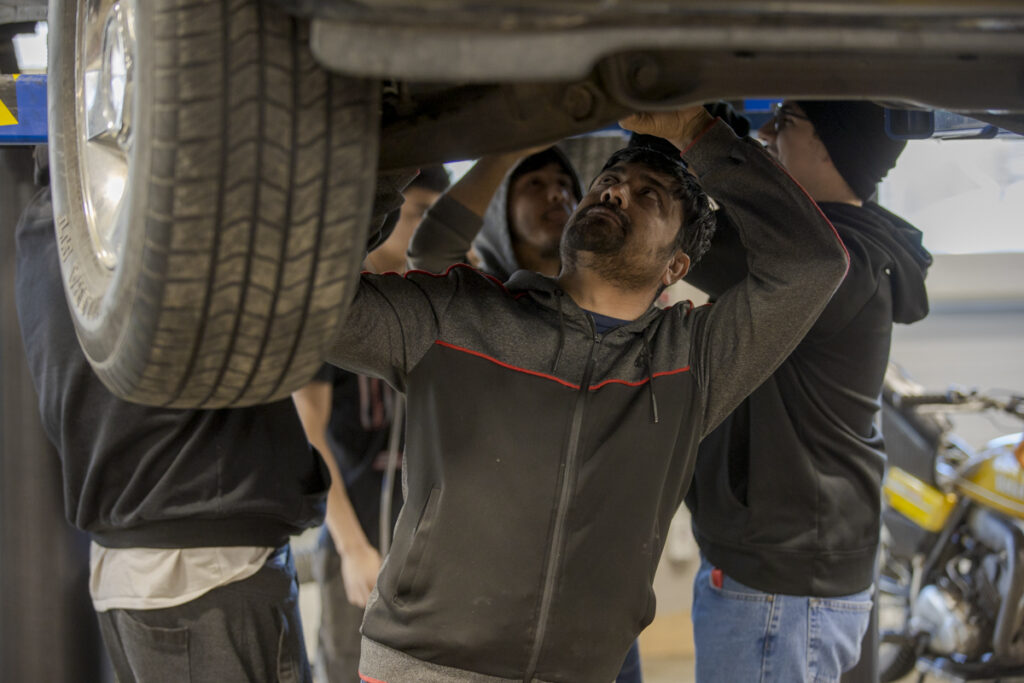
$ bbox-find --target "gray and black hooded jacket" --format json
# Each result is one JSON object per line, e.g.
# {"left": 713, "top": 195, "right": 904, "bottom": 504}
{"left": 327, "top": 121, "right": 849, "bottom": 683}
{"left": 407, "top": 147, "right": 580, "bottom": 280}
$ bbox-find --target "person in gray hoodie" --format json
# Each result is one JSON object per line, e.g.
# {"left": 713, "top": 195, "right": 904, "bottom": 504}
{"left": 408, "top": 145, "right": 581, "bottom": 279}
{"left": 326, "top": 106, "right": 849, "bottom": 683}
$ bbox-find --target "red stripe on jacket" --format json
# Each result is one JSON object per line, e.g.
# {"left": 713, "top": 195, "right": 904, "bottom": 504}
{"left": 434, "top": 340, "right": 690, "bottom": 390}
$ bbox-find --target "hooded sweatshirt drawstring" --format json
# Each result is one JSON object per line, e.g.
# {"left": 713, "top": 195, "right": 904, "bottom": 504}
{"left": 640, "top": 333, "right": 660, "bottom": 424}
{"left": 552, "top": 291, "right": 566, "bottom": 374}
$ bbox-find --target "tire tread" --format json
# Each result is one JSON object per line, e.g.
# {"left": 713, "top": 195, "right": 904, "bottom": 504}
{"left": 87, "top": 0, "right": 377, "bottom": 407}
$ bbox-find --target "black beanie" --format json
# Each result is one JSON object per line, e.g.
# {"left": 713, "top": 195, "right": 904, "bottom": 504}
{"left": 796, "top": 101, "right": 907, "bottom": 202}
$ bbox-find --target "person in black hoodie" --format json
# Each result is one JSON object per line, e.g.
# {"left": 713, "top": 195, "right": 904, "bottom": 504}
{"left": 15, "top": 182, "right": 329, "bottom": 682}
{"left": 683, "top": 101, "right": 932, "bottom": 682}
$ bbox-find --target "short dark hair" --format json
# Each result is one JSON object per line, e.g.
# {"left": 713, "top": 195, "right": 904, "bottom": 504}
{"left": 595, "top": 147, "right": 716, "bottom": 265}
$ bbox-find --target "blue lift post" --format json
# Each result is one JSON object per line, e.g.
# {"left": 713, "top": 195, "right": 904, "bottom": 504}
{"left": 0, "top": 73, "right": 46, "bottom": 144}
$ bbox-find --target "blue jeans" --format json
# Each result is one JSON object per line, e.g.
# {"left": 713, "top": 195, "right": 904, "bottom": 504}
{"left": 615, "top": 640, "right": 643, "bottom": 683}
{"left": 691, "top": 558, "right": 871, "bottom": 683}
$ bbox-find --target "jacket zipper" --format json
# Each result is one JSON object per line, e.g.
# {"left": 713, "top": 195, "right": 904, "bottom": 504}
{"left": 523, "top": 326, "right": 600, "bottom": 682}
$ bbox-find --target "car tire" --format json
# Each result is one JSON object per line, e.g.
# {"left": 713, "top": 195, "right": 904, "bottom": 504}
{"left": 47, "top": 0, "right": 378, "bottom": 408}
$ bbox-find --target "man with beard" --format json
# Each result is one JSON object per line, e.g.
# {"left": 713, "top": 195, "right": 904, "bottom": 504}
{"left": 682, "top": 101, "right": 932, "bottom": 682}
{"left": 408, "top": 145, "right": 581, "bottom": 279}
{"left": 326, "top": 106, "right": 849, "bottom": 683}
{"left": 408, "top": 147, "right": 649, "bottom": 683}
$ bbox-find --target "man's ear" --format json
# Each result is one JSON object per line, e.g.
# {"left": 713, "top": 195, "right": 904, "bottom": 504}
{"left": 663, "top": 249, "right": 691, "bottom": 286}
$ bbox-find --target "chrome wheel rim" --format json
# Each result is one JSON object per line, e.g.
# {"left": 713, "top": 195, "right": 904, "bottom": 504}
{"left": 77, "top": 0, "right": 135, "bottom": 271}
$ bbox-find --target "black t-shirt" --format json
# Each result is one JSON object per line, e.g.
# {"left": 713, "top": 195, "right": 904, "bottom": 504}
{"left": 314, "top": 364, "right": 404, "bottom": 550}
{"left": 586, "top": 310, "right": 631, "bottom": 335}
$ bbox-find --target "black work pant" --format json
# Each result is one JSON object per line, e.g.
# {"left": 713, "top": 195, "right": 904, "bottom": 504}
{"left": 96, "top": 544, "right": 310, "bottom": 683}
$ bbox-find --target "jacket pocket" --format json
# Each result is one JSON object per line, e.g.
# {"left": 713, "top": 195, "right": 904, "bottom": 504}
{"left": 394, "top": 487, "right": 442, "bottom": 602}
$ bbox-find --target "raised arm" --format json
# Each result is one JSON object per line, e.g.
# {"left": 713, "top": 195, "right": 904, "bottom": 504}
{"left": 406, "top": 148, "right": 543, "bottom": 273}
{"left": 325, "top": 271, "right": 458, "bottom": 390}
{"left": 681, "top": 208, "right": 748, "bottom": 300}
{"left": 624, "top": 110, "right": 849, "bottom": 436}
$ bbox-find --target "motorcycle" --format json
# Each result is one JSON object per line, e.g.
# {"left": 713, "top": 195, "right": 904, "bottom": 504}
{"left": 878, "top": 364, "right": 1024, "bottom": 682}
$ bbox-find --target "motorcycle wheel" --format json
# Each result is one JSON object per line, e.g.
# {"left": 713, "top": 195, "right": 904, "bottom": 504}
{"left": 48, "top": 0, "right": 379, "bottom": 408}
{"left": 877, "top": 547, "right": 919, "bottom": 682}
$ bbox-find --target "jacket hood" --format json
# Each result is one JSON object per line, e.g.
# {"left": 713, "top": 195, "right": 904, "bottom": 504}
{"left": 474, "top": 146, "right": 582, "bottom": 282}
{"left": 821, "top": 202, "right": 933, "bottom": 324}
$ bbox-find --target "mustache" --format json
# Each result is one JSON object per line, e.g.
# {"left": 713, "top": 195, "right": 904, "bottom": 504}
{"left": 573, "top": 201, "right": 630, "bottom": 230}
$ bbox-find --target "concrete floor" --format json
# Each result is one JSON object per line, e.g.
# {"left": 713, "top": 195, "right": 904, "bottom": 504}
{"left": 642, "top": 655, "right": 697, "bottom": 683}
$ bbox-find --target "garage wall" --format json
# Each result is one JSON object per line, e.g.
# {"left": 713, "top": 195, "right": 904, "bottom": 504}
{"left": 925, "top": 253, "right": 1024, "bottom": 304}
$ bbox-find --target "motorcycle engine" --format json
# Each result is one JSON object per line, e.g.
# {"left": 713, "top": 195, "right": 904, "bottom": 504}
{"left": 909, "top": 553, "right": 1001, "bottom": 658}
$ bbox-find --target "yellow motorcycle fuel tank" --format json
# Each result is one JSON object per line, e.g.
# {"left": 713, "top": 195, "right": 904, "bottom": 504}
{"left": 958, "top": 435, "right": 1024, "bottom": 520}
{"left": 883, "top": 467, "right": 958, "bottom": 532}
